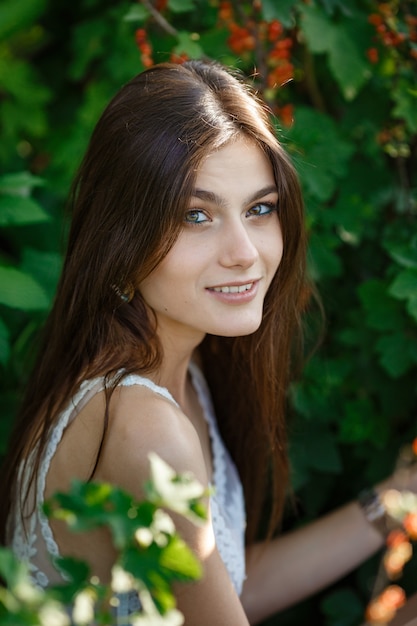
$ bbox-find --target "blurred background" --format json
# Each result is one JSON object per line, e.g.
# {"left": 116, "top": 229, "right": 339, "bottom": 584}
{"left": 0, "top": 0, "right": 416, "bottom": 624}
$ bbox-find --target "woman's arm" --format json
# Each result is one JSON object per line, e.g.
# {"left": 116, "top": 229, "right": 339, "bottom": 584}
{"left": 93, "top": 385, "right": 251, "bottom": 625}
{"left": 243, "top": 498, "right": 383, "bottom": 623}
{"left": 242, "top": 470, "right": 417, "bottom": 625}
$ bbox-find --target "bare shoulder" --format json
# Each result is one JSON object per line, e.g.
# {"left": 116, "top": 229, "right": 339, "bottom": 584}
{"left": 48, "top": 382, "right": 249, "bottom": 624}
{"left": 95, "top": 383, "right": 208, "bottom": 499}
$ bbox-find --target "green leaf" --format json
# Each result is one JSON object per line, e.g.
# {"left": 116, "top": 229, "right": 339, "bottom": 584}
{"left": 376, "top": 333, "right": 415, "bottom": 378}
{"left": 339, "top": 399, "right": 388, "bottom": 446}
{"left": 0, "top": 58, "right": 51, "bottom": 130}
{"left": 261, "top": 0, "right": 297, "bottom": 27}
{"left": 389, "top": 269, "right": 417, "bottom": 300}
{"left": 327, "top": 27, "right": 370, "bottom": 101}
{"left": 319, "top": 0, "right": 353, "bottom": 16}
{"left": 54, "top": 557, "right": 91, "bottom": 586}
{"left": 174, "top": 32, "right": 203, "bottom": 58}
{"left": 407, "top": 295, "right": 417, "bottom": 323}
{"left": 21, "top": 248, "right": 61, "bottom": 300}
{"left": 392, "top": 81, "right": 417, "bottom": 133}
{"left": 301, "top": 5, "right": 370, "bottom": 99}
{"left": 0, "top": 548, "right": 28, "bottom": 588}
{"left": 0, "top": 195, "right": 50, "bottom": 226}
{"left": 69, "top": 19, "right": 110, "bottom": 81}
{"left": 301, "top": 5, "right": 334, "bottom": 54}
{"left": 49, "top": 558, "right": 96, "bottom": 606}
{"left": 308, "top": 430, "right": 342, "bottom": 473}
{"left": 0, "top": 317, "right": 10, "bottom": 367}
{"left": 168, "top": 0, "right": 195, "bottom": 12}
{"left": 146, "top": 573, "right": 177, "bottom": 614}
{"left": 198, "top": 29, "right": 230, "bottom": 59}
{"left": 160, "top": 535, "right": 202, "bottom": 579}
{"left": 358, "top": 279, "right": 404, "bottom": 331}
{"left": 321, "top": 587, "right": 364, "bottom": 626}
{"left": 123, "top": 4, "right": 149, "bottom": 22}
{"left": 46, "top": 481, "right": 154, "bottom": 552}
{"left": 288, "top": 107, "right": 353, "bottom": 202}
{"left": 308, "top": 233, "right": 343, "bottom": 280}
{"left": 0, "top": 0, "right": 47, "bottom": 40}
{"left": 291, "top": 424, "right": 342, "bottom": 475}
{"left": 0, "top": 172, "right": 44, "bottom": 195}
{"left": 0, "top": 266, "right": 49, "bottom": 311}
{"left": 385, "top": 240, "right": 417, "bottom": 269}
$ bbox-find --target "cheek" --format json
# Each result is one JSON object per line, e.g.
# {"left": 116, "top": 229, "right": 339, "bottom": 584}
{"left": 264, "top": 224, "right": 284, "bottom": 273}
{"left": 138, "top": 254, "right": 193, "bottom": 307}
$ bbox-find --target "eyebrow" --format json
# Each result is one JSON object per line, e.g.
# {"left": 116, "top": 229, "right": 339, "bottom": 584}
{"left": 192, "top": 185, "right": 278, "bottom": 207}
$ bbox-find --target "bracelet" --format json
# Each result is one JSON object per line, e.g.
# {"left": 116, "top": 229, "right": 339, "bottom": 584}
{"left": 358, "top": 488, "right": 390, "bottom": 539}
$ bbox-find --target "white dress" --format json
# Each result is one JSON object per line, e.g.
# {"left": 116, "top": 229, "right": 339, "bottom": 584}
{"left": 7, "top": 362, "right": 246, "bottom": 618}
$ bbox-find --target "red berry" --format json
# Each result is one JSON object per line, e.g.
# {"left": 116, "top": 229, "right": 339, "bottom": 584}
{"left": 367, "top": 47, "right": 379, "bottom": 63}
{"left": 380, "top": 585, "right": 406, "bottom": 610}
{"left": 403, "top": 512, "right": 417, "bottom": 540}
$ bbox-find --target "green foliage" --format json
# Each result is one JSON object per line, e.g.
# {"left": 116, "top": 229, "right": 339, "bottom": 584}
{"left": 320, "top": 587, "right": 364, "bottom": 626}
{"left": 0, "top": 0, "right": 416, "bottom": 624}
{"left": 300, "top": 4, "right": 371, "bottom": 100}
{"left": 0, "top": 454, "right": 205, "bottom": 625}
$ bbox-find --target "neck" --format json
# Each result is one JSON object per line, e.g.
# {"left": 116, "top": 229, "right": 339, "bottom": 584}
{"left": 152, "top": 333, "right": 204, "bottom": 407}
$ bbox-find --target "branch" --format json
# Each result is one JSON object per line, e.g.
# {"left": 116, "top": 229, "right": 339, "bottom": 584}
{"left": 140, "top": 0, "right": 178, "bottom": 37}
{"left": 301, "top": 46, "right": 327, "bottom": 113}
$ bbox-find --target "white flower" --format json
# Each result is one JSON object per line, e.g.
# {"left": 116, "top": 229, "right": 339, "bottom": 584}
{"left": 148, "top": 453, "right": 206, "bottom": 522}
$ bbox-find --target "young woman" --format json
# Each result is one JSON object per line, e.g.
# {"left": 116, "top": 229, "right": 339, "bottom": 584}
{"left": 0, "top": 60, "right": 416, "bottom": 625}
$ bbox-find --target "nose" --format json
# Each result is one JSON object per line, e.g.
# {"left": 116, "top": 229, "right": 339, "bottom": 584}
{"left": 218, "top": 217, "right": 259, "bottom": 269}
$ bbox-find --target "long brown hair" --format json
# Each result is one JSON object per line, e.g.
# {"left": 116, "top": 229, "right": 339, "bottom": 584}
{"left": 0, "top": 60, "right": 306, "bottom": 545}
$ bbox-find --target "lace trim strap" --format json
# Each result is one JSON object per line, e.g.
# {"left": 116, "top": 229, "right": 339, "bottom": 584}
{"left": 118, "top": 374, "right": 179, "bottom": 407}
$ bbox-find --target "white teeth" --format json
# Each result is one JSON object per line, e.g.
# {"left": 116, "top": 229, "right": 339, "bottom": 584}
{"left": 212, "top": 283, "right": 252, "bottom": 293}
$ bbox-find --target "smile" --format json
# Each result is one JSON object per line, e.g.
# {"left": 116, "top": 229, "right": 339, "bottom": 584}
{"left": 210, "top": 283, "right": 254, "bottom": 294}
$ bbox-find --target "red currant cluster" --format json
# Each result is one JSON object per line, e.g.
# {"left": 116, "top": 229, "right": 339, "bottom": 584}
{"left": 366, "top": 584, "right": 406, "bottom": 624}
{"left": 218, "top": 2, "right": 295, "bottom": 125}
{"left": 227, "top": 22, "right": 256, "bottom": 54}
{"left": 266, "top": 21, "right": 294, "bottom": 89}
{"left": 377, "top": 124, "right": 411, "bottom": 159}
{"left": 218, "top": 0, "right": 256, "bottom": 56}
{"left": 135, "top": 28, "right": 154, "bottom": 68}
{"left": 365, "top": 439, "right": 417, "bottom": 624}
{"left": 169, "top": 52, "right": 190, "bottom": 64}
{"left": 367, "top": 1, "right": 417, "bottom": 64}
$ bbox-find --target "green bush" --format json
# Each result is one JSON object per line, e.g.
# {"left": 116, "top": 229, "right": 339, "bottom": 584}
{"left": 1, "top": 0, "right": 416, "bottom": 623}
{"left": 0, "top": 453, "right": 206, "bottom": 626}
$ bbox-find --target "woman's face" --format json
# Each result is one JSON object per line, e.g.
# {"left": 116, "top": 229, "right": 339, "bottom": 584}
{"left": 138, "top": 137, "right": 283, "bottom": 347}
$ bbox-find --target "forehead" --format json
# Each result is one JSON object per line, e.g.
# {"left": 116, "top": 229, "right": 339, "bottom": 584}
{"left": 195, "top": 138, "right": 275, "bottom": 192}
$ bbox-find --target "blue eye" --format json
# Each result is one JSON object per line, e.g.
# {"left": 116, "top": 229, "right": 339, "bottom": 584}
{"left": 184, "top": 210, "right": 208, "bottom": 224}
{"left": 247, "top": 202, "right": 276, "bottom": 217}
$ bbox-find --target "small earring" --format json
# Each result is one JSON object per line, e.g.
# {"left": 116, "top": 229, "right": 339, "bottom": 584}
{"left": 112, "top": 282, "right": 135, "bottom": 303}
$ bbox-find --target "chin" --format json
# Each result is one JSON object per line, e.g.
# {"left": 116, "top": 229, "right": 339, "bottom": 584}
{"left": 215, "top": 319, "right": 263, "bottom": 338}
